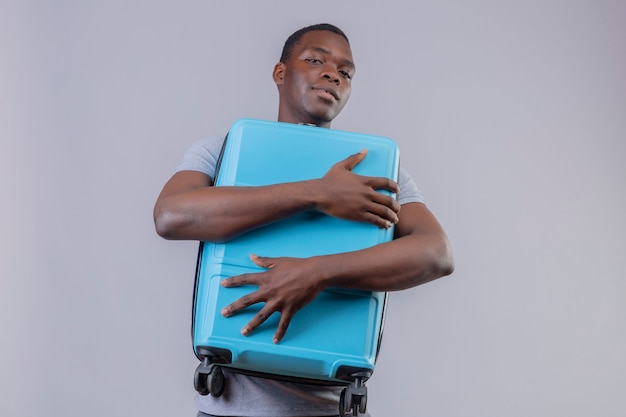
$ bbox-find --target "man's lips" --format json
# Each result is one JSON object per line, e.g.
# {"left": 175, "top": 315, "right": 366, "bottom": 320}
{"left": 312, "top": 86, "right": 339, "bottom": 100}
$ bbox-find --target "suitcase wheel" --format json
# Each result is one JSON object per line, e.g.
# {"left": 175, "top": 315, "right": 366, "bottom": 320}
{"left": 339, "top": 379, "right": 367, "bottom": 416}
{"left": 193, "top": 365, "right": 210, "bottom": 396}
{"left": 194, "top": 362, "right": 225, "bottom": 397}
{"left": 207, "top": 365, "right": 225, "bottom": 397}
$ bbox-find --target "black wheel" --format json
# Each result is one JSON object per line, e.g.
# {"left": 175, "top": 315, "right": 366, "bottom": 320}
{"left": 339, "top": 385, "right": 356, "bottom": 417}
{"left": 193, "top": 366, "right": 210, "bottom": 396}
{"left": 208, "top": 365, "right": 225, "bottom": 397}
{"left": 339, "top": 388, "right": 350, "bottom": 417}
{"left": 358, "top": 390, "right": 367, "bottom": 414}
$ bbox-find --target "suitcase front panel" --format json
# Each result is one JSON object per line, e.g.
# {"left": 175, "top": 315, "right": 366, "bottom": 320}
{"left": 193, "top": 119, "right": 398, "bottom": 382}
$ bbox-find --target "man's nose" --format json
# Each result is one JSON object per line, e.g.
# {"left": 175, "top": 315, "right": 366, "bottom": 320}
{"left": 321, "top": 66, "right": 340, "bottom": 84}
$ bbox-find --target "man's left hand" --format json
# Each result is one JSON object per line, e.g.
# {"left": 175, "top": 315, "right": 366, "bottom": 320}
{"left": 220, "top": 254, "right": 323, "bottom": 344}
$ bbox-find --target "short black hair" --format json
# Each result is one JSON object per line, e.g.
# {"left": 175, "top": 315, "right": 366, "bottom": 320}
{"left": 279, "top": 23, "right": 350, "bottom": 63}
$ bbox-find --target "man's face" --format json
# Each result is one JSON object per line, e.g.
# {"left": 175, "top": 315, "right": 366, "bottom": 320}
{"left": 274, "top": 30, "right": 355, "bottom": 127}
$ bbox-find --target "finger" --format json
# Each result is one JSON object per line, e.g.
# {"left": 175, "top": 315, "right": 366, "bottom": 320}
{"left": 364, "top": 176, "right": 400, "bottom": 194}
{"left": 240, "top": 305, "right": 276, "bottom": 337}
{"left": 221, "top": 272, "right": 256, "bottom": 287}
{"left": 360, "top": 212, "right": 395, "bottom": 229}
{"left": 365, "top": 201, "right": 400, "bottom": 226}
{"left": 340, "top": 149, "right": 367, "bottom": 171}
{"left": 368, "top": 192, "right": 401, "bottom": 214}
{"left": 273, "top": 311, "right": 294, "bottom": 344}
{"left": 250, "top": 253, "right": 276, "bottom": 269}
{"left": 221, "top": 291, "right": 261, "bottom": 317}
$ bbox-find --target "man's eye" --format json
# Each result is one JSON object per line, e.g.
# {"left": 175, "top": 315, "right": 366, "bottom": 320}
{"left": 305, "top": 58, "right": 322, "bottom": 64}
{"left": 340, "top": 71, "right": 352, "bottom": 80}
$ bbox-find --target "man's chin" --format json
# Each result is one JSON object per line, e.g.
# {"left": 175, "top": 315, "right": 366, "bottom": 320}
{"left": 306, "top": 108, "right": 341, "bottom": 126}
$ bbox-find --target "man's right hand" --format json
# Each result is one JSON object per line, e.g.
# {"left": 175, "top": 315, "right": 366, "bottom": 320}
{"left": 314, "top": 149, "right": 400, "bottom": 229}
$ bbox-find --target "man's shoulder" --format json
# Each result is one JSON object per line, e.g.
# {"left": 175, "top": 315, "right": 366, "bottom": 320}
{"left": 174, "top": 135, "right": 226, "bottom": 175}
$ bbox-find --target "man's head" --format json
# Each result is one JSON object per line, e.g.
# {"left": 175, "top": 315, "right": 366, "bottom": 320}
{"left": 279, "top": 24, "right": 350, "bottom": 64}
{"left": 273, "top": 24, "right": 354, "bottom": 128}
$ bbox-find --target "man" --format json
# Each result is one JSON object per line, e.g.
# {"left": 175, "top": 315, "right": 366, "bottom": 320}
{"left": 154, "top": 23, "right": 454, "bottom": 417}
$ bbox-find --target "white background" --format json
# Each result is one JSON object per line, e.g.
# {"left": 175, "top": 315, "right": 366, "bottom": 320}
{"left": 2, "top": 1, "right": 625, "bottom": 416}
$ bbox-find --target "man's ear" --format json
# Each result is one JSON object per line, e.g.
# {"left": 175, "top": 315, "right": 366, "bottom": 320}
{"left": 272, "top": 62, "right": 286, "bottom": 86}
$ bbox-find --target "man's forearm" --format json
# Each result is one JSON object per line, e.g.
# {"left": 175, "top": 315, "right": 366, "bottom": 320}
{"left": 154, "top": 155, "right": 402, "bottom": 243}
{"left": 154, "top": 180, "right": 319, "bottom": 242}
{"left": 312, "top": 233, "right": 454, "bottom": 292}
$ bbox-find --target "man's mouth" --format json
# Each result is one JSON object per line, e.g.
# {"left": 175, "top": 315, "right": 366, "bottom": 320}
{"left": 312, "top": 86, "right": 339, "bottom": 101}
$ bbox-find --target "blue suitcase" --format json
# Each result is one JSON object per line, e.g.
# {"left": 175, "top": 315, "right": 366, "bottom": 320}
{"left": 192, "top": 118, "right": 399, "bottom": 415}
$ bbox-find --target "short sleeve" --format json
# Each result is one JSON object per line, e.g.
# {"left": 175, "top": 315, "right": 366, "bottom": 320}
{"left": 397, "top": 167, "right": 425, "bottom": 205}
{"left": 174, "top": 135, "right": 225, "bottom": 177}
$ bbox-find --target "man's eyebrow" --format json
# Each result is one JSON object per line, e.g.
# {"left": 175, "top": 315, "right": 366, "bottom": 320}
{"left": 307, "top": 46, "right": 355, "bottom": 69}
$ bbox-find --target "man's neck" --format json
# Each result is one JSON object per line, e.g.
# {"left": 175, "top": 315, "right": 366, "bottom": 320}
{"left": 277, "top": 113, "right": 331, "bottom": 128}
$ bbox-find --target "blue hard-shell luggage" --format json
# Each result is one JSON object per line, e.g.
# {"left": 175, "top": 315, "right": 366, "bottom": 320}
{"left": 192, "top": 118, "right": 400, "bottom": 416}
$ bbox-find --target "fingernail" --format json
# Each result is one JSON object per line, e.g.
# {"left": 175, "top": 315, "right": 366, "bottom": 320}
{"left": 241, "top": 327, "right": 249, "bottom": 336}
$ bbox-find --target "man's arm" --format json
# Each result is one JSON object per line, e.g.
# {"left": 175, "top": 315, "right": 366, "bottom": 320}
{"left": 154, "top": 149, "right": 453, "bottom": 343}
{"left": 154, "top": 150, "right": 400, "bottom": 242}
{"left": 220, "top": 201, "right": 454, "bottom": 343}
